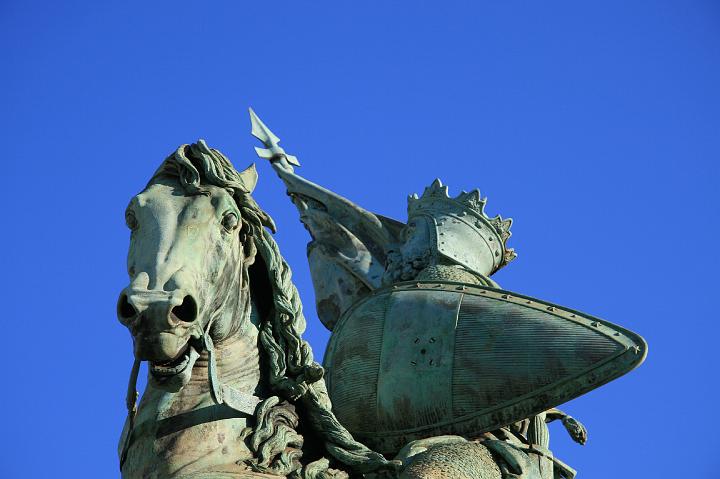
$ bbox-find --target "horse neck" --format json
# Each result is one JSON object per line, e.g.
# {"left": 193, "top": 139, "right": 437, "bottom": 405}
{"left": 124, "top": 300, "right": 269, "bottom": 478}
{"left": 191, "top": 320, "right": 263, "bottom": 394}
{"left": 140, "top": 296, "right": 265, "bottom": 421}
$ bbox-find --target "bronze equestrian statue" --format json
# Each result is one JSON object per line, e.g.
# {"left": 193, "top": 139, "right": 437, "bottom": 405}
{"left": 115, "top": 111, "right": 646, "bottom": 478}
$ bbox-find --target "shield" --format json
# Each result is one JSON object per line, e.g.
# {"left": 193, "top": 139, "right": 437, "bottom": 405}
{"left": 323, "top": 280, "right": 647, "bottom": 454}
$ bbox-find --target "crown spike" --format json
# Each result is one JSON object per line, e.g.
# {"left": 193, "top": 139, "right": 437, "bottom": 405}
{"left": 423, "top": 178, "right": 450, "bottom": 198}
{"left": 456, "top": 189, "right": 481, "bottom": 203}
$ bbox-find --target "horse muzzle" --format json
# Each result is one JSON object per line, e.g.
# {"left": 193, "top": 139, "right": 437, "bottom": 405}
{"left": 117, "top": 286, "right": 201, "bottom": 363}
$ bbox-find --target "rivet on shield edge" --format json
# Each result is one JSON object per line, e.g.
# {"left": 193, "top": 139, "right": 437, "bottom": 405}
{"left": 614, "top": 332, "right": 620, "bottom": 336}
{"left": 479, "top": 290, "right": 486, "bottom": 293}
{"left": 526, "top": 300, "right": 532, "bottom": 304}
{"left": 591, "top": 321, "right": 600, "bottom": 327}
{"left": 547, "top": 306, "right": 555, "bottom": 312}
{"left": 502, "top": 294, "right": 510, "bottom": 299}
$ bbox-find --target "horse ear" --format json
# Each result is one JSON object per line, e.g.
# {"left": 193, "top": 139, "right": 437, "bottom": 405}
{"left": 238, "top": 163, "right": 258, "bottom": 193}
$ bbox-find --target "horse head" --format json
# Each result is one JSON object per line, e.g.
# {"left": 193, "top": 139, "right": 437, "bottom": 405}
{"left": 117, "top": 140, "right": 265, "bottom": 392}
{"left": 115, "top": 140, "right": 395, "bottom": 477}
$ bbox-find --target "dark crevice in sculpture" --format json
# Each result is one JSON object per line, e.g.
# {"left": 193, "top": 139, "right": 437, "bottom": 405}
{"left": 118, "top": 294, "right": 137, "bottom": 320}
{"left": 171, "top": 295, "right": 197, "bottom": 323}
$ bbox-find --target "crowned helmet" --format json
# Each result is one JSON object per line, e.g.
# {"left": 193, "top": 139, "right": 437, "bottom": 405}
{"left": 407, "top": 179, "right": 516, "bottom": 278}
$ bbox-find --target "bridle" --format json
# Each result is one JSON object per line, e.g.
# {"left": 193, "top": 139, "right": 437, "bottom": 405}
{"left": 119, "top": 242, "right": 263, "bottom": 471}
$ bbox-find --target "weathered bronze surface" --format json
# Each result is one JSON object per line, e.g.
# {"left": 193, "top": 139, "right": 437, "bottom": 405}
{"left": 114, "top": 109, "right": 646, "bottom": 479}
{"left": 250, "top": 109, "right": 647, "bottom": 478}
{"left": 116, "top": 140, "right": 397, "bottom": 478}
{"left": 324, "top": 281, "right": 646, "bottom": 453}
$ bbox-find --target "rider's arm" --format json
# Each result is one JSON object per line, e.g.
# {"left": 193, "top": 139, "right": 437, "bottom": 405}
{"left": 269, "top": 157, "right": 396, "bottom": 253}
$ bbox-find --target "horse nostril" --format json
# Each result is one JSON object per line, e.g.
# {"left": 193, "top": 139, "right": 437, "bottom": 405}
{"left": 171, "top": 295, "right": 197, "bottom": 323}
{"left": 117, "top": 294, "right": 138, "bottom": 321}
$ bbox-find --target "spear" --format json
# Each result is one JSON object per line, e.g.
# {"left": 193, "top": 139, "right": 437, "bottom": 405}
{"left": 249, "top": 107, "right": 300, "bottom": 168}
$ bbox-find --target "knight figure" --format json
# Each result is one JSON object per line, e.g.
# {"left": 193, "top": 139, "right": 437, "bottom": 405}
{"left": 250, "top": 109, "right": 624, "bottom": 479}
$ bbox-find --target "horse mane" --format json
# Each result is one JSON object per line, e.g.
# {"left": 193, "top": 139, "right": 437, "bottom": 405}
{"left": 152, "top": 140, "right": 395, "bottom": 477}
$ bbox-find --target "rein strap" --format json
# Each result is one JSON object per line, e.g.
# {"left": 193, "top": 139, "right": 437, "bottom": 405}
{"left": 119, "top": 332, "right": 261, "bottom": 471}
{"left": 204, "top": 330, "right": 262, "bottom": 416}
{"left": 120, "top": 288, "right": 260, "bottom": 471}
{"left": 119, "top": 358, "right": 141, "bottom": 470}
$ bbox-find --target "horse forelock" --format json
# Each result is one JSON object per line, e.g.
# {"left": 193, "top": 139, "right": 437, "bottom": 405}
{"left": 152, "top": 141, "right": 274, "bottom": 230}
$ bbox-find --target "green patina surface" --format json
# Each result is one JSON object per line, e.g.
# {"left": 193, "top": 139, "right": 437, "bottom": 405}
{"left": 115, "top": 110, "right": 646, "bottom": 479}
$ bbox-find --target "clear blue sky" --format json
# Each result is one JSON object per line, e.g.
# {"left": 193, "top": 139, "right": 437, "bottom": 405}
{"left": 2, "top": 1, "right": 718, "bottom": 477}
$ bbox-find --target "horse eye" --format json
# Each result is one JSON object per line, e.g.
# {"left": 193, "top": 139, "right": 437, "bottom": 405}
{"left": 222, "top": 212, "right": 239, "bottom": 232}
{"left": 125, "top": 212, "right": 138, "bottom": 231}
